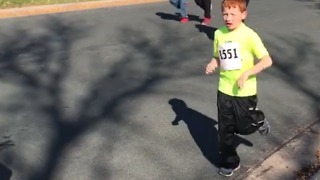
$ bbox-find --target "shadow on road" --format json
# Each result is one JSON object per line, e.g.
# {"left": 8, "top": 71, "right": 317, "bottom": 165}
{"left": 195, "top": 24, "right": 217, "bottom": 40}
{"left": 0, "top": 163, "right": 12, "bottom": 180}
{"left": 168, "top": 98, "right": 253, "bottom": 168}
{"left": 0, "top": 140, "right": 14, "bottom": 152}
{"left": 296, "top": 0, "right": 320, "bottom": 14}
{"left": 3, "top": 3, "right": 319, "bottom": 179}
{"left": 156, "top": 12, "right": 201, "bottom": 22}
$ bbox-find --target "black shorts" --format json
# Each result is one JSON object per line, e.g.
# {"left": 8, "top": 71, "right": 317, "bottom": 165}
{"left": 217, "top": 91, "right": 265, "bottom": 135}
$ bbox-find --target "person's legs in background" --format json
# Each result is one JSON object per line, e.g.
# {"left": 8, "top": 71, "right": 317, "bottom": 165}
{"left": 179, "top": 0, "right": 189, "bottom": 23}
{"left": 245, "top": 0, "right": 250, "bottom": 6}
{"left": 201, "top": 0, "right": 212, "bottom": 25}
{"left": 169, "top": 0, "right": 180, "bottom": 10}
{"left": 169, "top": 0, "right": 189, "bottom": 23}
{"left": 242, "top": 0, "right": 249, "bottom": 22}
{"left": 194, "top": 0, "right": 204, "bottom": 10}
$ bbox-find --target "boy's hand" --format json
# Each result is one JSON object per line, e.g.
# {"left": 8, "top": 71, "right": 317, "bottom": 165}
{"left": 237, "top": 71, "right": 249, "bottom": 89}
{"left": 205, "top": 59, "right": 218, "bottom": 74}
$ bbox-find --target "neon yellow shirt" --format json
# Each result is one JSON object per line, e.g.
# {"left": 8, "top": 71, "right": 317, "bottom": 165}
{"left": 213, "top": 23, "right": 269, "bottom": 97}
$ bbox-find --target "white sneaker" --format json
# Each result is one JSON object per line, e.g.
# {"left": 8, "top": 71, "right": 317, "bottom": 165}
{"left": 218, "top": 164, "right": 240, "bottom": 177}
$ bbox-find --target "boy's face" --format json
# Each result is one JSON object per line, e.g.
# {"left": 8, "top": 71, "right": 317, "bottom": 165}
{"left": 222, "top": 6, "right": 247, "bottom": 31}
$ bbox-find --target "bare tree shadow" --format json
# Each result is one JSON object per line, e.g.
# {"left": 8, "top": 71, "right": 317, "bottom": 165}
{"left": 0, "top": 17, "right": 113, "bottom": 180}
{"left": 168, "top": 98, "right": 253, "bottom": 168}
{"left": 156, "top": 12, "right": 202, "bottom": 22}
{"left": 0, "top": 140, "right": 14, "bottom": 152}
{"left": 195, "top": 24, "right": 217, "bottom": 40}
{"left": 0, "top": 163, "right": 12, "bottom": 180}
{"left": 0, "top": 14, "right": 208, "bottom": 180}
{"left": 295, "top": 0, "right": 320, "bottom": 13}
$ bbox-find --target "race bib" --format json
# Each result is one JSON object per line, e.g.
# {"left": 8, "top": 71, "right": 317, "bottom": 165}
{"left": 218, "top": 42, "right": 241, "bottom": 70}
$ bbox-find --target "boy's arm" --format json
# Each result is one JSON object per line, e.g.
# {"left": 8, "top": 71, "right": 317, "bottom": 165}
{"left": 245, "top": 30, "right": 273, "bottom": 76}
{"left": 205, "top": 57, "right": 219, "bottom": 74}
{"left": 206, "top": 31, "right": 220, "bottom": 74}
{"left": 237, "top": 55, "right": 272, "bottom": 89}
{"left": 238, "top": 31, "right": 272, "bottom": 89}
{"left": 245, "top": 55, "right": 272, "bottom": 76}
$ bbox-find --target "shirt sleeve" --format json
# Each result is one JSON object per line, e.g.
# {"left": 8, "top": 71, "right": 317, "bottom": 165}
{"left": 250, "top": 31, "right": 269, "bottom": 59}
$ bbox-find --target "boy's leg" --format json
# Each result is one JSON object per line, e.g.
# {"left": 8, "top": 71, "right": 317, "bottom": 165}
{"left": 232, "top": 95, "right": 258, "bottom": 135}
{"left": 217, "top": 92, "right": 240, "bottom": 169}
{"left": 232, "top": 95, "right": 270, "bottom": 135}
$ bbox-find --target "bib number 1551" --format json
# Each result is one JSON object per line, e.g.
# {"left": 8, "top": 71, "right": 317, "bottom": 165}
{"left": 218, "top": 48, "right": 239, "bottom": 60}
{"left": 218, "top": 42, "right": 242, "bottom": 70}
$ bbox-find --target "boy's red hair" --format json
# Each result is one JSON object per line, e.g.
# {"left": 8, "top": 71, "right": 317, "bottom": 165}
{"left": 221, "top": 0, "right": 247, "bottom": 13}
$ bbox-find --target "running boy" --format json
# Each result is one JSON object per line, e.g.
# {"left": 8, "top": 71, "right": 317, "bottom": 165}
{"left": 169, "top": 0, "right": 189, "bottom": 23}
{"left": 205, "top": 0, "right": 272, "bottom": 177}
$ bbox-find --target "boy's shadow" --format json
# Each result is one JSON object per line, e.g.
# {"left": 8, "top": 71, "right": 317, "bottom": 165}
{"left": 195, "top": 24, "right": 217, "bottom": 40}
{"left": 0, "top": 140, "right": 14, "bottom": 180}
{"left": 156, "top": 12, "right": 202, "bottom": 22}
{"left": 168, "top": 98, "right": 253, "bottom": 167}
{"left": 0, "top": 163, "right": 12, "bottom": 180}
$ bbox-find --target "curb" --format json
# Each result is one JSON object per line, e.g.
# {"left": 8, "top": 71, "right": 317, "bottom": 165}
{"left": 243, "top": 120, "right": 320, "bottom": 180}
{"left": 0, "top": 0, "right": 166, "bottom": 19}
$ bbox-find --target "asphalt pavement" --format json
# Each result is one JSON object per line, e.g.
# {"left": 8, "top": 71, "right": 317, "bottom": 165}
{"left": 0, "top": 0, "right": 319, "bottom": 180}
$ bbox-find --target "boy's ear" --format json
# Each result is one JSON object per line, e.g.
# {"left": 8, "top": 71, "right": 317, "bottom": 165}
{"left": 242, "top": 10, "right": 247, "bottom": 20}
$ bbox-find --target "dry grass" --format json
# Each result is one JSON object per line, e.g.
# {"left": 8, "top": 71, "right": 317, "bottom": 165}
{"left": 0, "top": 0, "right": 98, "bottom": 9}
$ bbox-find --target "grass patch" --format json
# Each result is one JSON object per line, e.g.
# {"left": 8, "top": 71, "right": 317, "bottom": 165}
{"left": 0, "top": 0, "right": 99, "bottom": 9}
